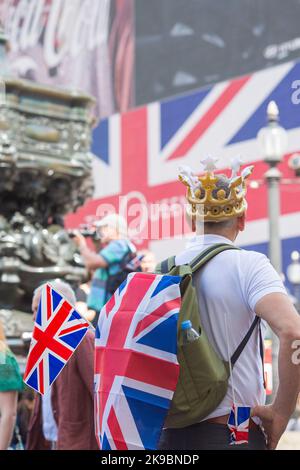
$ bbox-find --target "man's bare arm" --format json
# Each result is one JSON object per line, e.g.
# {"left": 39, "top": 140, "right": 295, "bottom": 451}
{"left": 252, "top": 292, "right": 300, "bottom": 448}
{"left": 74, "top": 233, "right": 108, "bottom": 270}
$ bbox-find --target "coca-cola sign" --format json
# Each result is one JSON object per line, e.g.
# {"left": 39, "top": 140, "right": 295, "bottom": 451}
{"left": 0, "top": 0, "right": 135, "bottom": 119}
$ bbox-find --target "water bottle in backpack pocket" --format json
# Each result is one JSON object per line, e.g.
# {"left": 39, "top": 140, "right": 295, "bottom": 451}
{"left": 181, "top": 320, "right": 201, "bottom": 344}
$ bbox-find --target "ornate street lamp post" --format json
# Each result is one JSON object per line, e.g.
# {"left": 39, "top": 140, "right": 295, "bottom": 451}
{"left": 257, "top": 101, "right": 288, "bottom": 399}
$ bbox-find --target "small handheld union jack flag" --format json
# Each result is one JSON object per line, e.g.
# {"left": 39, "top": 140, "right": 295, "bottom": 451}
{"left": 227, "top": 404, "right": 251, "bottom": 445}
{"left": 24, "top": 284, "right": 90, "bottom": 395}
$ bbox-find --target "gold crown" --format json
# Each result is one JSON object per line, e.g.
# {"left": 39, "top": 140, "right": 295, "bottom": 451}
{"left": 178, "top": 156, "right": 254, "bottom": 228}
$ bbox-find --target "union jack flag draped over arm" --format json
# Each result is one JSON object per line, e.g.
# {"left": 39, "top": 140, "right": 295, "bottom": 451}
{"left": 24, "top": 284, "right": 90, "bottom": 395}
{"left": 94, "top": 272, "right": 181, "bottom": 450}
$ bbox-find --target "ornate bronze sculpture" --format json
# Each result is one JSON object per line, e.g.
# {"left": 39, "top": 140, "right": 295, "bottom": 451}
{"left": 0, "top": 29, "right": 96, "bottom": 341}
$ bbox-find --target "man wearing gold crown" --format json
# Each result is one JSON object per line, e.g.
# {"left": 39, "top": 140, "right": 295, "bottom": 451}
{"left": 159, "top": 156, "right": 300, "bottom": 450}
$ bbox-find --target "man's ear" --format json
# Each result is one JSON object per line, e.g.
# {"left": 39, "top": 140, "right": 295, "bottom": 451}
{"left": 237, "top": 213, "right": 246, "bottom": 232}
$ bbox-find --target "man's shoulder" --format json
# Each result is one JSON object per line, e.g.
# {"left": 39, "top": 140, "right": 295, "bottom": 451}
{"left": 103, "top": 238, "right": 132, "bottom": 254}
{"left": 109, "top": 238, "right": 129, "bottom": 248}
{"left": 175, "top": 245, "right": 270, "bottom": 269}
{"left": 223, "top": 248, "right": 272, "bottom": 273}
{"left": 237, "top": 248, "right": 270, "bottom": 264}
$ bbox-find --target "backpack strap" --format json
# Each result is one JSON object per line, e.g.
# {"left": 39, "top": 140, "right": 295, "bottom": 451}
{"left": 158, "top": 256, "right": 176, "bottom": 274}
{"left": 158, "top": 243, "right": 238, "bottom": 274}
{"left": 231, "top": 316, "right": 260, "bottom": 366}
{"left": 259, "top": 320, "right": 266, "bottom": 388}
{"left": 230, "top": 316, "right": 266, "bottom": 387}
{"left": 112, "top": 241, "right": 137, "bottom": 270}
{"left": 190, "top": 243, "right": 239, "bottom": 273}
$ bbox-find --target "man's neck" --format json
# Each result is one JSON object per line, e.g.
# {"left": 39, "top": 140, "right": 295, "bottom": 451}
{"left": 202, "top": 230, "right": 236, "bottom": 242}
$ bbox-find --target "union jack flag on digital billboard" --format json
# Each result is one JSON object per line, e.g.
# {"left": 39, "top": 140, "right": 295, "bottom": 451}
{"left": 24, "top": 284, "right": 90, "bottom": 395}
{"left": 67, "top": 59, "right": 300, "bottom": 291}
{"left": 94, "top": 272, "right": 181, "bottom": 450}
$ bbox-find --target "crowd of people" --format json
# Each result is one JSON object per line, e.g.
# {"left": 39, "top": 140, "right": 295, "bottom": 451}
{"left": 0, "top": 320, "right": 24, "bottom": 450}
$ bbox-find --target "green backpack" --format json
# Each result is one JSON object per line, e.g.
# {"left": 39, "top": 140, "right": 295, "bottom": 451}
{"left": 155, "top": 243, "right": 263, "bottom": 429}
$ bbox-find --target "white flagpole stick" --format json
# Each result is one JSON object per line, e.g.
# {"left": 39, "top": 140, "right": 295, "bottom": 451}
{"left": 224, "top": 311, "right": 238, "bottom": 430}
{"left": 85, "top": 318, "right": 96, "bottom": 331}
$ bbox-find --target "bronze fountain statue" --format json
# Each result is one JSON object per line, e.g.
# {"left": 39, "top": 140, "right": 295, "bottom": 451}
{"left": 0, "top": 29, "right": 96, "bottom": 345}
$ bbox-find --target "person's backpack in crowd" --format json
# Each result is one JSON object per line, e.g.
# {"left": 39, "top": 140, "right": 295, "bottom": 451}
{"left": 155, "top": 243, "right": 264, "bottom": 429}
{"left": 105, "top": 242, "right": 142, "bottom": 296}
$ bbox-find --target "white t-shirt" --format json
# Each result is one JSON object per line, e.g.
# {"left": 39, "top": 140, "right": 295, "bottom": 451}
{"left": 175, "top": 234, "right": 287, "bottom": 420}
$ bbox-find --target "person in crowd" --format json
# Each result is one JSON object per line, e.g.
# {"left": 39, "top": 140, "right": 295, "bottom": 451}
{"left": 9, "top": 387, "right": 35, "bottom": 450}
{"left": 17, "top": 387, "right": 35, "bottom": 447}
{"left": 139, "top": 249, "right": 157, "bottom": 273}
{"left": 26, "top": 280, "right": 98, "bottom": 450}
{"left": 75, "top": 273, "right": 96, "bottom": 323}
{"left": 0, "top": 319, "right": 23, "bottom": 450}
{"left": 74, "top": 213, "right": 138, "bottom": 327}
{"left": 158, "top": 161, "right": 300, "bottom": 450}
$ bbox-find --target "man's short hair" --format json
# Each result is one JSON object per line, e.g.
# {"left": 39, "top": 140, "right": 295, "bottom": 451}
{"left": 204, "top": 218, "right": 236, "bottom": 231}
{"left": 33, "top": 279, "right": 76, "bottom": 306}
